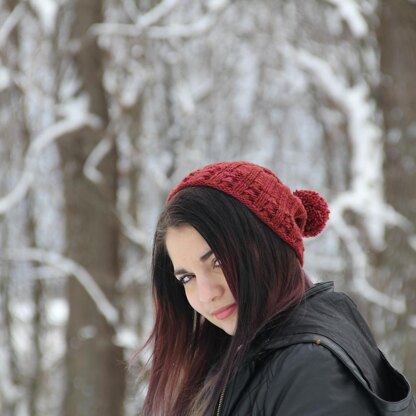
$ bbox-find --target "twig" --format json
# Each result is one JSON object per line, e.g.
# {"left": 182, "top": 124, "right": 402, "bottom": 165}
{"left": 0, "top": 114, "right": 102, "bottom": 215}
{"left": 3, "top": 248, "right": 119, "bottom": 326}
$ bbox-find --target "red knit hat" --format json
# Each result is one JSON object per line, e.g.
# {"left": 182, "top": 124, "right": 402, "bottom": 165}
{"left": 167, "top": 161, "right": 329, "bottom": 265}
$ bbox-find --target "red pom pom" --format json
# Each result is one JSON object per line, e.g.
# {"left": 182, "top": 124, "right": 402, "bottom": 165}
{"left": 293, "top": 190, "right": 330, "bottom": 237}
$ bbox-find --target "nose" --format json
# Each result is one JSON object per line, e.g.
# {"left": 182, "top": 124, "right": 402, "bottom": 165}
{"left": 196, "top": 273, "right": 223, "bottom": 303}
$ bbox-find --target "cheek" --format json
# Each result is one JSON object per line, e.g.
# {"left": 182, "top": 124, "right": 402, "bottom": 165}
{"left": 183, "top": 287, "right": 200, "bottom": 311}
{"left": 221, "top": 275, "right": 235, "bottom": 297}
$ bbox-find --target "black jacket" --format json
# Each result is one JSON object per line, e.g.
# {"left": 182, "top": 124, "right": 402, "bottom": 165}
{"left": 218, "top": 282, "right": 415, "bottom": 416}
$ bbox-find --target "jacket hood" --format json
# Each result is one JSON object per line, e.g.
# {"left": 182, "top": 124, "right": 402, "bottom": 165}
{"left": 249, "top": 282, "right": 411, "bottom": 407}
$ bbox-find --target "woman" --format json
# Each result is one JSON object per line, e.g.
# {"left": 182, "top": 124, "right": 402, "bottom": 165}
{"left": 140, "top": 161, "right": 415, "bottom": 415}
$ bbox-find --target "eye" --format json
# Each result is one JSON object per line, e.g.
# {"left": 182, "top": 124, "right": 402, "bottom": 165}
{"left": 178, "top": 274, "right": 195, "bottom": 285}
{"left": 213, "top": 258, "right": 221, "bottom": 268}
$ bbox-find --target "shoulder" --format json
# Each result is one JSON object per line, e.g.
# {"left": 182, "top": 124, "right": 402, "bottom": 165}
{"left": 267, "top": 339, "right": 339, "bottom": 375}
{"left": 259, "top": 342, "right": 378, "bottom": 415}
{"left": 225, "top": 339, "right": 414, "bottom": 416}
{"left": 265, "top": 341, "right": 356, "bottom": 388}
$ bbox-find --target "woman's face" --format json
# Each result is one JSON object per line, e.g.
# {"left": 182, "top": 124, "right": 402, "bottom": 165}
{"left": 165, "top": 225, "right": 238, "bottom": 335}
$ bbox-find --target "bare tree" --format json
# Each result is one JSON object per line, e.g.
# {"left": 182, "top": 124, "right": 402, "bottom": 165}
{"left": 1, "top": 1, "right": 415, "bottom": 414}
{"left": 377, "top": 0, "right": 416, "bottom": 384}
{"left": 57, "top": 1, "right": 126, "bottom": 415}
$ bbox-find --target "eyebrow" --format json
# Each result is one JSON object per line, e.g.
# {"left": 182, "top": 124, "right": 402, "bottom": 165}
{"left": 173, "top": 249, "right": 214, "bottom": 276}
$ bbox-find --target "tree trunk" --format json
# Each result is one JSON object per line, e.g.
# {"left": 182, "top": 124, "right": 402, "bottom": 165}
{"left": 377, "top": 0, "right": 416, "bottom": 387}
{"left": 58, "top": 0, "right": 125, "bottom": 415}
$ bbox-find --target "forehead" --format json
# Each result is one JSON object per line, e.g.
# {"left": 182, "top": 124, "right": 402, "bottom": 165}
{"left": 165, "top": 225, "right": 210, "bottom": 262}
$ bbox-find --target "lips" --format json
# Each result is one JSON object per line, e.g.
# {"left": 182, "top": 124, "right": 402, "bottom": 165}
{"left": 211, "top": 303, "right": 237, "bottom": 320}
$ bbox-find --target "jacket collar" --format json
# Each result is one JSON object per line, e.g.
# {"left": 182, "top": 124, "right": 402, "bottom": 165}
{"left": 220, "top": 282, "right": 335, "bottom": 415}
{"left": 304, "top": 280, "right": 334, "bottom": 298}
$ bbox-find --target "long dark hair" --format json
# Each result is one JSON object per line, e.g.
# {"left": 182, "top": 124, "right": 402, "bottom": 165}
{"left": 140, "top": 187, "right": 309, "bottom": 415}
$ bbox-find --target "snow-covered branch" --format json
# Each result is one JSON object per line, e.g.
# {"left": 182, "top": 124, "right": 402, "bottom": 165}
{"left": 148, "top": 0, "right": 229, "bottom": 39}
{"left": 409, "top": 315, "right": 416, "bottom": 329}
{"left": 287, "top": 47, "right": 409, "bottom": 313}
{"left": 3, "top": 248, "right": 119, "bottom": 326}
{"left": 323, "top": 0, "right": 368, "bottom": 38}
{"left": 0, "top": 66, "right": 11, "bottom": 91}
{"left": 0, "top": 350, "right": 25, "bottom": 409}
{"left": 0, "top": 114, "right": 102, "bottom": 216}
{"left": 116, "top": 186, "right": 150, "bottom": 249}
{"left": 29, "top": 0, "right": 59, "bottom": 35}
{"left": 136, "top": 0, "right": 180, "bottom": 28}
{"left": 329, "top": 208, "right": 407, "bottom": 314}
{"left": 90, "top": 22, "right": 141, "bottom": 38}
{"left": 91, "top": 0, "right": 180, "bottom": 37}
{"left": 91, "top": 0, "right": 230, "bottom": 39}
{"left": 409, "top": 235, "right": 416, "bottom": 252}
{"left": 0, "top": 3, "right": 26, "bottom": 49}
{"left": 84, "top": 136, "right": 113, "bottom": 184}
{"left": 121, "top": 0, "right": 140, "bottom": 22}
{"left": 292, "top": 48, "right": 410, "bottom": 242}
{"left": 117, "top": 209, "right": 149, "bottom": 249}
{"left": 148, "top": 13, "right": 218, "bottom": 39}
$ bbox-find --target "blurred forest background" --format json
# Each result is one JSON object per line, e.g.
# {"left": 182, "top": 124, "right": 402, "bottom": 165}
{"left": 0, "top": 0, "right": 415, "bottom": 415}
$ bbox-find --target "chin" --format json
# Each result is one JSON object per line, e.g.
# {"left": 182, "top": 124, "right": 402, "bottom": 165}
{"left": 221, "top": 321, "right": 237, "bottom": 336}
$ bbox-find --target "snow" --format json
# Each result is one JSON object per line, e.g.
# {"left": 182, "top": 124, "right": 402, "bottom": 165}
{"left": 56, "top": 95, "right": 90, "bottom": 119}
{"left": 42, "top": 326, "right": 66, "bottom": 374}
{"left": 135, "top": 0, "right": 180, "bottom": 27}
{"left": 0, "top": 349, "right": 25, "bottom": 406}
{"left": 207, "top": 0, "right": 228, "bottom": 12}
{"left": 79, "top": 326, "right": 97, "bottom": 340}
{"left": 233, "top": 44, "right": 259, "bottom": 121}
{"left": 91, "top": 0, "right": 181, "bottom": 38}
{"left": 324, "top": 0, "right": 368, "bottom": 38}
{"left": 0, "top": 113, "right": 102, "bottom": 215}
{"left": 408, "top": 315, "right": 416, "bottom": 328}
{"left": 10, "top": 302, "right": 35, "bottom": 322}
{"left": 0, "top": 2, "right": 25, "bottom": 48}
{"left": 46, "top": 298, "right": 69, "bottom": 326}
{"left": 91, "top": 22, "right": 143, "bottom": 38}
{"left": 409, "top": 235, "right": 416, "bottom": 252}
{"left": 148, "top": 14, "right": 217, "bottom": 39}
{"left": 5, "top": 248, "right": 119, "bottom": 326}
{"left": 1, "top": 0, "right": 415, "bottom": 412}
{"left": 32, "top": 143, "right": 66, "bottom": 253}
{"left": 0, "top": 66, "right": 11, "bottom": 91}
{"left": 287, "top": 47, "right": 408, "bottom": 313}
{"left": 92, "top": 0, "right": 230, "bottom": 39}
{"left": 29, "top": 0, "right": 58, "bottom": 35}
{"left": 174, "top": 82, "right": 196, "bottom": 115}
{"left": 118, "top": 210, "right": 149, "bottom": 248}
{"left": 291, "top": 47, "right": 408, "bottom": 245}
{"left": 84, "top": 137, "right": 113, "bottom": 184}
{"left": 114, "top": 327, "right": 140, "bottom": 349}
{"left": 353, "top": 276, "right": 406, "bottom": 314}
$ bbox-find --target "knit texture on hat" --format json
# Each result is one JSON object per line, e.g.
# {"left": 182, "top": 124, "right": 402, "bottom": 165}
{"left": 167, "top": 161, "right": 330, "bottom": 265}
